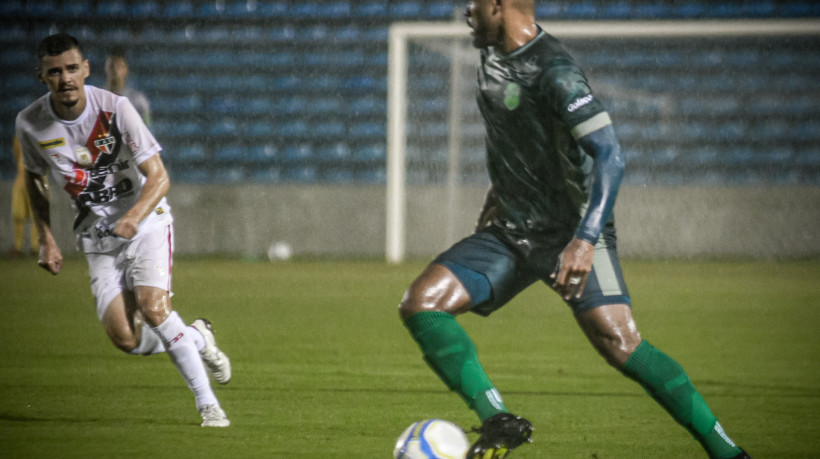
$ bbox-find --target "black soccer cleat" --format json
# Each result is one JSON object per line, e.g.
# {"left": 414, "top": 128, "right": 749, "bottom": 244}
{"left": 729, "top": 449, "right": 752, "bottom": 459}
{"left": 467, "top": 413, "right": 534, "bottom": 459}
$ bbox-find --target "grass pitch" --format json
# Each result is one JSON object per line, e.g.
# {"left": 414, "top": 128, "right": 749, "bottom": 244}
{"left": 0, "top": 256, "right": 818, "bottom": 458}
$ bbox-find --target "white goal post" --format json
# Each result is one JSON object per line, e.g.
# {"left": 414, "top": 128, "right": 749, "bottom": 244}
{"left": 386, "top": 19, "right": 820, "bottom": 264}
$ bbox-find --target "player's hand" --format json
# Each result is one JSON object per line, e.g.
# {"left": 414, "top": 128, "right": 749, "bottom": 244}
{"left": 550, "top": 238, "right": 594, "bottom": 300}
{"left": 37, "top": 242, "right": 63, "bottom": 275}
{"left": 113, "top": 216, "right": 139, "bottom": 240}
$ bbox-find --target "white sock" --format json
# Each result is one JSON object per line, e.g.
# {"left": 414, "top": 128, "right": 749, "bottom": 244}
{"left": 188, "top": 326, "right": 205, "bottom": 352}
{"left": 153, "top": 311, "right": 219, "bottom": 409}
{"left": 129, "top": 324, "right": 166, "bottom": 356}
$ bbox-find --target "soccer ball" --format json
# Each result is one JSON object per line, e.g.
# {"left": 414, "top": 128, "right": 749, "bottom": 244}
{"left": 267, "top": 240, "right": 292, "bottom": 261}
{"left": 393, "top": 419, "right": 470, "bottom": 459}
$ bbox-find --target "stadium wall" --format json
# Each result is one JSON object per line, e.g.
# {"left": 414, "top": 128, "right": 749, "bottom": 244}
{"left": 1, "top": 182, "right": 818, "bottom": 260}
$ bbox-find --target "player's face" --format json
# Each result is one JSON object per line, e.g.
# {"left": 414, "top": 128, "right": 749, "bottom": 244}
{"left": 39, "top": 48, "right": 89, "bottom": 112}
{"left": 466, "top": 0, "right": 502, "bottom": 49}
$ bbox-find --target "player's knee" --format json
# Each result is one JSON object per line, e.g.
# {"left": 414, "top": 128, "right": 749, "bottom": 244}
{"left": 398, "top": 265, "right": 470, "bottom": 320}
{"left": 599, "top": 334, "right": 641, "bottom": 369}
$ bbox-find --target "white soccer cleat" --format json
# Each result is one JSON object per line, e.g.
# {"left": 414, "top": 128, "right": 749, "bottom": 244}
{"left": 191, "top": 318, "right": 232, "bottom": 384}
{"left": 199, "top": 404, "right": 230, "bottom": 427}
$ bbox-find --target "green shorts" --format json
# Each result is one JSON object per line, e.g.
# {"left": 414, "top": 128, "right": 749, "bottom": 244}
{"left": 433, "top": 223, "right": 630, "bottom": 316}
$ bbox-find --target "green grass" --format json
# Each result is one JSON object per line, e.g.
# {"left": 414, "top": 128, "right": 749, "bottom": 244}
{"left": 1, "top": 256, "right": 818, "bottom": 458}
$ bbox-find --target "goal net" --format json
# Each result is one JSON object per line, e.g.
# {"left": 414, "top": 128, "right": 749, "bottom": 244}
{"left": 386, "top": 19, "right": 820, "bottom": 263}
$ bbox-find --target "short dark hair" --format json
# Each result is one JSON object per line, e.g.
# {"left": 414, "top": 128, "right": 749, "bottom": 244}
{"left": 37, "top": 33, "right": 83, "bottom": 61}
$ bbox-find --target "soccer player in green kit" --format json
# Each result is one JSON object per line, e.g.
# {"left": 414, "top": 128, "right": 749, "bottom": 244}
{"left": 397, "top": 1, "right": 752, "bottom": 458}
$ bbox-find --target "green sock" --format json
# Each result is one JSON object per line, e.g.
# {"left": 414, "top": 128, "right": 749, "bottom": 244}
{"left": 404, "top": 311, "right": 507, "bottom": 421}
{"left": 622, "top": 340, "right": 742, "bottom": 459}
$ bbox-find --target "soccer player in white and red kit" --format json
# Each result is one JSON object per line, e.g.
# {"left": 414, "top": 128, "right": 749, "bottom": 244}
{"left": 16, "top": 33, "right": 231, "bottom": 427}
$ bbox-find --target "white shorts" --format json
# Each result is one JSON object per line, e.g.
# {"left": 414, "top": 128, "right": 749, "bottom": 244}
{"left": 86, "top": 224, "right": 174, "bottom": 321}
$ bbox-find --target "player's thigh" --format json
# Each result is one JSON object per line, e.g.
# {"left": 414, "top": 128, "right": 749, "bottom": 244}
{"left": 432, "top": 229, "right": 536, "bottom": 317}
{"left": 126, "top": 225, "right": 174, "bottom": 325}
{"left": 559, "top": 229, "right": 631, "bottom": 314}
{"left": 124, "top": 225, "right": 173, "bottom": 295}
{"left": 86, "top": 250, "right": 127, "bottom": 322}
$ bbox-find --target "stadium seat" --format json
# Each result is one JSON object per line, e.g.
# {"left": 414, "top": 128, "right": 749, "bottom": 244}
{"left": 224, "top": 0, "right": 258, "bottom": 17}
{"left": 215, "top": 145, "right": 245, "bottom": 162}
{"left": 317, "top": 142, "right": 351, "bottom": 162}
{"left": 323, "top": 168, "right": 355, "bottom": 183}
{"left": 0, "top": 0, "right": 23, "bottom": 16}
{"left": 390, "top": 1, "right": 422, "bottom": 18}
{"left": 208, "top": 119, "right": 241, "bottom": 137}
{"left": 250, "top": 167, "right": 283, "bottom": 183}
{"left": 129, "top": 1, "right": 159, "bottom": 17}
{"left": 25, "top": 0, "right": 56, "bottom": 17}
{"left": 283, "top": 166, "right": 318, "bottom": 183}
{"left": 565, "top": 1, "right": 597, "bottom": 19}
{"left": 171, "top": 168, "right": 210, "bottom": 183}
{"left": 348, "top": 122, "right": 385, "bottom": 140}
{"left": 163, "top": 1, "right": 195, "bottom": 17}
{"left": 96, "top": 0, "right": 126, "bottom": 16}
{"left": 354, "top": 1, "right": 387, "bottom": 18}
{"left": 247, "top": 144, "right": 278, "bottom": 162}
{"left": 246, "top": 121, "right": 273, "bottom": 138}
{"left": 171, "top": 144, "right": 207, "bottom": 161}
{"left": 281, "top": 144, "right": 313, "bottom": 162}
{"left": 212, "top": 168, "right": 246, "bottom": 183}
{"left": 277, "top": 121, "right": 309, "bottom": 139}
{"left": 0, "top": 23, "right": 26, "bottom": 42}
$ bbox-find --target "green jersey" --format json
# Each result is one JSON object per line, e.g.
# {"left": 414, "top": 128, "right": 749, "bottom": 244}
{"left": 477, "top": 29, "right": 613, "bottom": 240}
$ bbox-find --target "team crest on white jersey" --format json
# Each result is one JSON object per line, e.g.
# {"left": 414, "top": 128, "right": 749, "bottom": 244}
{"left": 94, "top": 135, "right": 116, "bottom": 155}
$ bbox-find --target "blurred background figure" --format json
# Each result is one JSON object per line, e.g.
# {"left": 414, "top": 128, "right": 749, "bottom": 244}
{"left": 10, "top": 136, "right": 39, "bottom": 258}
{"left": 105, "top": 46, "right": 152, "bottom": 126}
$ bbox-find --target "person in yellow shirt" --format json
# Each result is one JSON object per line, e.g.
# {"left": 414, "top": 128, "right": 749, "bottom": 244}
{"left": 11, "top": 136, "right": 39, "bottom": 257}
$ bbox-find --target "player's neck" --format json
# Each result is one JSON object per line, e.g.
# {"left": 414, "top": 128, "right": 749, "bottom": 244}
{"left": 500, "top": 15, "right": 538, "bottom": 53}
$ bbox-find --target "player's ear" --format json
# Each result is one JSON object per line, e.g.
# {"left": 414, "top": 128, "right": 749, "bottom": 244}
{"left": 82, "top": 59, "right": 90, "bottom": 79}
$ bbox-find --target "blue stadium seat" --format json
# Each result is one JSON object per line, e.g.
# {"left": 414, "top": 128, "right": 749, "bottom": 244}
{"left": 164, "top": 1, "right": 195, "bottom": 17}
{"left": 171, "top": 144, "right": 207, "bottom": 161}
{"left": 601, "top": 2, "right": 633, "bottom": 19}
{"left": 96, "top": 0, "right": 126, "bottom": 16}
{"left": 317, "top": 142, "right": 351, "bottom": 161}
{"left": 350, "top": 97, "right": 385, "bottom": 115}
{"left": 0, "top": 23, "right": 26, "bottom": 42}
{"left": 565, "top": 1, "right": 597, "bottom": 19}
{"left": 536, "top": 3, "right": 563, "bottom": 18}
{"left": 390, "top": 1, "right": 422, "bottom": 18}
{"left": 283, "top": 166, "right": 318, "bottom": 183}
{"left": 281, "top": 144, "right": 313, "bottom": 161}
{"left": 247, "top": 144, "right": 278, "bottom": 162}
{"left": 673, "top": 1, "right": 706, "bottom": 18}
{"left": 355, "top": 1, "right": 387, "bottom": 18}
{"left": 215, "top": 145, "right": 245, "bottom": 162}
{"left": 173, "top": 168, "right": 210, "bottom": 183}
{"left": 0, "top": 0, "right": 24, "bottom": 16}
{"left": 212, "top": 168, "right": 246, "bottom": 183}
{"left": 428, "top": 1, "right": 457, "bottom": 19}
{"left": 152, "top": 121, "right": 201, "bottom": 138}
{"left": 348, "top": 122, "right": 385, "bottom": 139}
{"left": 311, "top": 119, "right": 346, "bottom": 138}
{"left": 224, "top": 0, "right": 258, "bottom": 17}
{"left": 197, "top": 0, "right": 226, "bottom": 17}
{"left": 250, "top": 167, "right": 283, "bottom": 182}
{"left": 246, "top": 121, "right": 273, "bottom": 138}
{"left": 633, "top": 3, "right": 671, "bottom": 18}
{"left": 277, "top": 121, "right": 309, "bottom": 138}
{"left": 208, "top": 119, "right": 241, "bottom": 137}
{"left": 209, "top": 97, "right": 239, "bottom": 114}
{"left": 129, "top": 1, "right": 160, "bottom": 17}
{"left": 99, "top": 29, "right": 132, "bottom": 44}
{"left": 255, "top": 1, "right": 288, "bottom": 17}
{"left": 59, "top": 0, "right": 87, "bottom": 18}
{"left": 26, "top": 0, "right": 56, "bottom": 17}
{"left": 323, "top": 169, "right": 354, "bottom": 183}
{"left": 356, "top": 168, "right": 386, "bottom": 184}
{"left": 353, "top": 144, "right": 385, "bottom": 162}
{"left": 1, "top": 49, "right": 31, "bottom": 67}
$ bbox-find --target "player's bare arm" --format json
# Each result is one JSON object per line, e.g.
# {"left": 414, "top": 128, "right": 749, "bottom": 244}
{"left": 551, "top": 124, "right": 624, "bottom": 299}
{"left": 25, "top": 170, "right": 62, "bottom": 275}
{"left": 113, "top": 154, "right": 170, "bottom": 240}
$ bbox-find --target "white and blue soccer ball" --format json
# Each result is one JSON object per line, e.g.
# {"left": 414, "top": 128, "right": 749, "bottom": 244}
{"left": 393, "top": 419, "right": 470, "bottom": 459}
